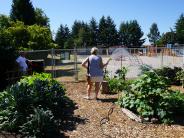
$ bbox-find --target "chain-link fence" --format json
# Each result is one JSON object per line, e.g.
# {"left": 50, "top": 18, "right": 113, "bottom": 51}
{"left": 19, "top": 47, "right": 184, "bottom": 82}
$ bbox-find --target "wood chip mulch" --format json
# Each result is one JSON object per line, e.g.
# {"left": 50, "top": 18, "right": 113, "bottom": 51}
{"left": 63, "top": 82, "right": 184, "bottom": 138}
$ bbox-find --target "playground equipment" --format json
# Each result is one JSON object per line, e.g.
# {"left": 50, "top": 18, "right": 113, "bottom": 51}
{"left": 147, "top": 46, "right": 156, "bottom": 56}
{"left": 162, "top": 48, "right": 174, "bottom": 56}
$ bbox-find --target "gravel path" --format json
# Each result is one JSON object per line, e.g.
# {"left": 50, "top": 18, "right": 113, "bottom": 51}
{"left": 64, "top": 82, "right": 184, "bottom": 138}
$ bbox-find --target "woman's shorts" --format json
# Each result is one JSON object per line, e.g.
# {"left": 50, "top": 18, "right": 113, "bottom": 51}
{"left": 90, "top": 76, "right": 103, "bottom": 82}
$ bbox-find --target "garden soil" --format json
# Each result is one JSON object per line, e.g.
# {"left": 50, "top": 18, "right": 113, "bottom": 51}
{"left": 63, "top": 81, "right": 184, "bottom": 138}
{"left": 1, "top": 82, "right": 184, "bottom": 138}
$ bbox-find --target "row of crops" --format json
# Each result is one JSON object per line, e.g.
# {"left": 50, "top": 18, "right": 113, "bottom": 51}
{"left": 106, "top": 66, "right": 184, "bottom": 123}
{"left": 1, "top": 65, "right": 184, "bottom": 137}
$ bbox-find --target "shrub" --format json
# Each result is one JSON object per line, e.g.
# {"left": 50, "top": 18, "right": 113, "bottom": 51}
{"left": 0, "top": 73, "right": 74, "bottom": 136}
{"left": 20, "top": 108, "right": 61, "bottom": 138}
{"left": 0, "top": 29, "right": 18, "bottom": 90}
{"left": 154, "top": 66, "right": 182, "bottom": 85}
{"left": 176, "top": 70, "right": 184, "bottom": 87}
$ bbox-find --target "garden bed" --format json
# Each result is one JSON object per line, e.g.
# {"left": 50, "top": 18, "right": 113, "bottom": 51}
{"left": 1, "top": 80, "right": 184, "bottom": 137}
{"left": 62, "top": 82, "right": 184, "bottom": 138}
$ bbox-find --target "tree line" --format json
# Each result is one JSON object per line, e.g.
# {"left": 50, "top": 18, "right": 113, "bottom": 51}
{"left": 55, "top": 17, "right": 145, "bottom": 49}
{"left": 0, "top": 0, "right": 184, "bottom": 50}
{"left": 55, "top": 14, "right": 184, "bottom": 49}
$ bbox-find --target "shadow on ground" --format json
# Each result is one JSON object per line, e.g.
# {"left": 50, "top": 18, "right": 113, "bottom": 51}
{"left": 97, "top": 97, "right": 118, "bottom": 103}
{"left": 173, "top": 115, "right": 184, "bottom": 126}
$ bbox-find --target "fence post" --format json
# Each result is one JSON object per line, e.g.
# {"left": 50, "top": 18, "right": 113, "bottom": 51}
{"left": 74, "top": 46, "right": 78, "bottom": 81}
{"left": 51, "top": 48, "right": 55, "bottom": 78}
{"left": 161, "top": 48, "right": 163, "bottom": 67}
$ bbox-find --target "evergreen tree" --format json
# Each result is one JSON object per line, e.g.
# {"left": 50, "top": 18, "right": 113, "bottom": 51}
{"left": 98, "top": 16, "right": 107, "bottom": 46}
{"left": 119, "top": 20, "right": 145, "bottom": 47}
{"left": 147, "top": 23, "right": 160, "bottom": 45}
{"left": 160, "top": 31, "right": 176, "bottom": 45}
{"left": 64, "top": 37, "right": 74, "bottom": 49}
{"left": 35, "top": 8, "right": 50, "bottom": 27}
{"left": 119, "top": 22, "right": 129, "bottom": 46}
{"left": 106, "top": 16, "right": 119, "bottom": 46}
{"left": 89, "top": 17, "right": 98, "bottom": 46}
{"left": 10, "top": 0, "right": 36, "bottom": 25}
{"left": 76, "top": 22, "right": 90, "bottom": 47}
{"left": 71, "top": 20, "right": 83, "bottom": 38}
{"left": 71, "top": 21, "right": 90, "bottom": 47}
{"left": 55, "top": 24, "right": 70, "bottom": 49}
{"left": 98, "top": 16, "right": 118, "bottom": 47}
{"left": 175, "top": 14, "right": 184, "bottom": 44}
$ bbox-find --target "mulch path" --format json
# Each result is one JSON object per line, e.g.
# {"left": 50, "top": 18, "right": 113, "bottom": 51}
{"left": 63, "top": 81, "right": 184, "bottom": 138}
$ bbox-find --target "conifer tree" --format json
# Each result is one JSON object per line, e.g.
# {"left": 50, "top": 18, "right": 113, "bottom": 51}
{"left": 119, "top": 20, "right": 145, "bottom": 47}
{"left": 10, "top": 0, "right": 36, "bottom": 25}
{"left": 98, "top": 16, "right": 119, "bottom": 47}
{"left": 175, "top": 14, "right": 184, "bottom": 44}
{"left": 55, "top": 24, "right": 70, "bottom": 49}
{"left": 147, "top": 23, "right": 160, "bottom": 45}
{"left": 89, "top": 17, "right": 98, "bottom": 46}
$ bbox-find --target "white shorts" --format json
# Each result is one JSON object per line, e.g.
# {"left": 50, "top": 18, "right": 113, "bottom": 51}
{"left": 90, "top": 76, "right": 103, "bottom": 82}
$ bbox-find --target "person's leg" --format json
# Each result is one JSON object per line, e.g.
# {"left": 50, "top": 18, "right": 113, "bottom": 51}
{"left": 86, "top": 82, "right": 93, "bottom": 99}
{"left": 94, "top": 82, "right": 101, "bottom": 99}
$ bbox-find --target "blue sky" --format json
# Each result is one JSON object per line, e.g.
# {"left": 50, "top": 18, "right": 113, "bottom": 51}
{"left": 1, "top": 0, "right": 184, "bottom": 44}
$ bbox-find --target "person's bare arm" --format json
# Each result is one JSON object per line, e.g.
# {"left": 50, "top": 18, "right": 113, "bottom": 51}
{"left": 100, "top": 57, "right": 111, "bottom": 68}
{"left": 81, "top": 57, "right": 89, "bottom": 69}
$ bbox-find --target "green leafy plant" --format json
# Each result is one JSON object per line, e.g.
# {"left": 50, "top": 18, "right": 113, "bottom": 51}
{"left": 20, "top": 108, "right": 61, "bottom": 138}
{"left": 118, "top": 71, "right": 184, "bottom": 123}
{"left": 106, "top": 67, "right": 130, "bottom": 94}
{"left": 115, "top": 67, "right": 128, "bottom": 80}
{"left": 0, "top": 73, "right": 74, "bottom": 136}
{"left": 176, "top": 70, "right": 184, "bottom": 87}
{"left": 154, "top": 66, "right": 182, "bottom": 85}
{"left": 108, "top": 78, "right": 125, "bottom": 94}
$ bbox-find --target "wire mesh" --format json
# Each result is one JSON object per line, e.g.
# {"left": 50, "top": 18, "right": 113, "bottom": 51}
{"left": 15, "top": 47, "right": 184, "bottom": 82}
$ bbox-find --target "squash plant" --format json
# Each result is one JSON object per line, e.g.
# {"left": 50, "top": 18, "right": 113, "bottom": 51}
{"left": 118, "top": 71, "right": 184, "bottom": 123}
